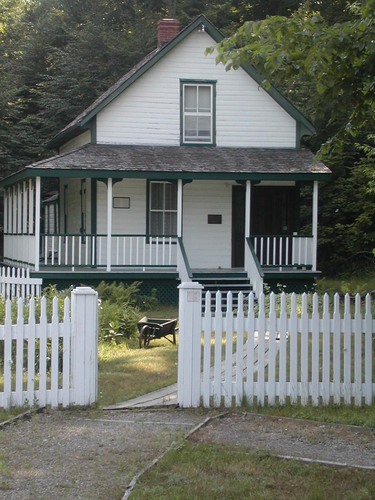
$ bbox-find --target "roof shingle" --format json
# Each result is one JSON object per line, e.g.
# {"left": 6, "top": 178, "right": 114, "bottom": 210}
{"left": 24, "top": 144, "right": 330, "bottom": 177}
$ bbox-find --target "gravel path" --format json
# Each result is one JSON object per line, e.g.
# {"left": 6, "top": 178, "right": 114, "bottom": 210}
{"left": 0, "top": 408, "right": 205, "bottom": 499}
{"left": 0, "top": 409, "right": 374, "bottom": 499}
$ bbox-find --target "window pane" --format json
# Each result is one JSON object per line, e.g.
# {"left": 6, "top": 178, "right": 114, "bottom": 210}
{"left": 184, "top": 86, "right": 197, "bottom": 112}
{"left": 185, "top": 115, "right": 198, "bottom": 138}
{"left": 198, "top": 116, "right": 211, "bottom": 137}
{"left": 165, "top": 183, "right": 177, "bottom": 210}
{"left": 164, "top": 212, "right": 177, "bottom": 235}
{"left": 150, "top": 183, "right": 164, "bottom": 209}
{"left": 150, "top": 212, "right": 163, "bottom": 235}
{"left": 198, "top": 86, "right": 211, "bottom": 112}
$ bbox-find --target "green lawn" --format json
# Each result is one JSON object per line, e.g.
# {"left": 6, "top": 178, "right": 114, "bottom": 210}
{"left": 98, "top": 336, "right": 178, "bottom": 407}
{"left": 130, "top": 441, "right": 375, "bottom": 500}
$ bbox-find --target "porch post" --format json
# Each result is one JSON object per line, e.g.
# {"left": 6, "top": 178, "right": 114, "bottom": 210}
{"left": 4, "top": 188, "right": 8, "bottom": 234}
{"left": 106, "top": 177, "right": 113, "bottom": 272}
{"left": 29, "top": 179, "right": 34, "bottom": 235}
{"left": 245, "top": 180, "right": 251, "bottom": 238}
{"left": 312, "top": 180, "right": 318, "bottom": 271}
{"left": 17, "top": 183, "right": 22, "bottom": 233}
{"left": 34, "top": 177, "right": 41, "bottom": 272}
{"left": 177, "top": 179, "right": 183, "bottom": 237}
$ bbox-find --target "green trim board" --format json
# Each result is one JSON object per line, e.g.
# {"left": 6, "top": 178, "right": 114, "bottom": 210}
{"left": 89, "top": 116, "right": 97, "bottom": 144}
{"left": 31, "top": 270, "right": 179, "bottom": 280}
{"left": 48, "top": 14, "right": 315, "bottom": 150}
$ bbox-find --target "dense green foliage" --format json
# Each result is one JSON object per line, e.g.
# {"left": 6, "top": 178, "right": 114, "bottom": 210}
{"left": 96, "top": 280, "right": 158, "bottom": 342}
{"left": 0, "top": 281, "right": 157, "bottom": 342}
{"left": 1, "top": 0, "right": 374, "bottom": 275}
{"left": 211, "top": 0, "right": 375, "bottom": 275}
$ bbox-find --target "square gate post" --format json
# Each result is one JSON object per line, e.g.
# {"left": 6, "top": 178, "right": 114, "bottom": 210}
{"left": 178, "top": 282, "right": 203, "bottom": 407}
{"left": 71, "top": 287, "right": 98, "bottom": 406}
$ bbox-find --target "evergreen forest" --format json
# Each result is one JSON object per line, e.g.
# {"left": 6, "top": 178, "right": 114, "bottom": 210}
{"left": 1, "top": 0, "right": 374, "bottom": 276}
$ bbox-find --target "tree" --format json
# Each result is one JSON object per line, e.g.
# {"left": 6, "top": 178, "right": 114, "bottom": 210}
{"left": 211, "top": 1, "right": 374, "bottom": 152}
{"left": 209, "top": 1, "right": 375, "bottom": 275}
{"left": 0, "top": 0, "right": 168, "bottom": 176}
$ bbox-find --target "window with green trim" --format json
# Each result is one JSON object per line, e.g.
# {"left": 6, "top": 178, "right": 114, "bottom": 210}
{"left": 181, "top": 82, "right": 215, "bottom": 144}
{"left": 149, "top": 181, "right": 177, "bottom": 235}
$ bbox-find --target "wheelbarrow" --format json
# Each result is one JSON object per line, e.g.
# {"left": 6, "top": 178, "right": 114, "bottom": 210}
{"left": 137, "top": 317, "right": 178, "bottom": 348}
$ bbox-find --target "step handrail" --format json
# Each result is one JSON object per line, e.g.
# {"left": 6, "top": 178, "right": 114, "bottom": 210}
{"left": 245, "top": 237, "right": 264, "bottom": 297}
{"left": 177, "top": 237, "right": 193, "bottom": 281}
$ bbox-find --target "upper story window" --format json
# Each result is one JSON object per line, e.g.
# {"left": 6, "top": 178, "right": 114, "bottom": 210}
{"left": 181, "top": 81, "right": 216, "bottom": 145}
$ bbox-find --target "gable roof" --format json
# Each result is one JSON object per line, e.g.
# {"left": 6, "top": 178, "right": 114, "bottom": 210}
{"left": 1, "top": 144, "right": 331, "bottom": 187}
{"left": 48, "top": 14, "right": 316, "bottom": 149}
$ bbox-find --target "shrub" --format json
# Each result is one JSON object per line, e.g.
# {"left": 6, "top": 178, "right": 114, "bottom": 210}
{"left": 96, "top": 281, "right": 158, "bottom": 342}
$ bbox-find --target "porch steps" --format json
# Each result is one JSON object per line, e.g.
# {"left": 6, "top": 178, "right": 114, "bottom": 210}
{"left": 193, "top": 271, "right": 252, "bottom": 311}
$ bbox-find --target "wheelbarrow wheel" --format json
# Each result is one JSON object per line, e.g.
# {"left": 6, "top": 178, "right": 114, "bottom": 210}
{"left": 139, "top": 325, "right": 149, "bottom": 348}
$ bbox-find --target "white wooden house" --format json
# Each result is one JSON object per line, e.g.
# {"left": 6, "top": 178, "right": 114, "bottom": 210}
{"left": 1, "top": 15, "right": 331, "bottom": 302}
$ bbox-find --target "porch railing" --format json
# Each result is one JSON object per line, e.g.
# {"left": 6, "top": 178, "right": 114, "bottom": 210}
{"left": 251, "top": 235, "right": 314, "bottom": 269}
{"left": 40, "top": 233, "right": 178, "bottom": 270}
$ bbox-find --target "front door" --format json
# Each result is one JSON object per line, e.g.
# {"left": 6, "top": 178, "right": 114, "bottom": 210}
{"left": 232, "top": 185, "right": 246, "bottom": 267}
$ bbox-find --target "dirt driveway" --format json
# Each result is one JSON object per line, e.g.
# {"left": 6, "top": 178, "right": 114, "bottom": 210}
{"left": 0, "top": 409, "right": 374, "bottom": 499}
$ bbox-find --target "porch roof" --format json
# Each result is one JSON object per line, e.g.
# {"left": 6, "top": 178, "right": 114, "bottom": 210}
{"left": 1, "top": 144, "right": 331, "bottom": 187}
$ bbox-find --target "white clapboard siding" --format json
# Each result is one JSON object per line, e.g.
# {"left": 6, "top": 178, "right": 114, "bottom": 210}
{"left": 0, "top": 266, "right": 42, "bottom": 299}
{"left": 178, "top": 284, "right": 375, "bottom": 408}
{"left": 0, "top": 287, "right": 98, "bottom": 410}
{"left": 4, "top": 235, "right": 36, "bottom": 269}
{"left": 183, "top": 180, "right": 233, "bottom": 268}
{"left": 59, "top": 130, "right": 91, "bottom": 154}
{"left": 97, "top": 31, "right": 296, "bottom": 148}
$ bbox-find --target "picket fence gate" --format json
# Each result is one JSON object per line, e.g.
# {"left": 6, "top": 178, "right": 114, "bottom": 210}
{"left": 0, "top": 287, "right": 98, "bottom": 409}
{"left": 0, "top": 266, "right": 43, "bottom": 300}
{"left": 178, "top": 282, "right": 375, "bottom": 408}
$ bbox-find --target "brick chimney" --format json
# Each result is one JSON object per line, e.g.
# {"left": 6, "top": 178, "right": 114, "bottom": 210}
{"left": 157, "top": 18, "right": 181, "bottom": 48}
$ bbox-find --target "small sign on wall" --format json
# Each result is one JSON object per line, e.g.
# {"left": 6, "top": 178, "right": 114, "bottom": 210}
{"left": 113, "top": 197, "right": 130, "bottom": 209}
{"left": 207, "top": 214, "right": 222, "bottom": 224}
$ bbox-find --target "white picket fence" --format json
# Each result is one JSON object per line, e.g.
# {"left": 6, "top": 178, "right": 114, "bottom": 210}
{"left": 0, "top": 266, "right": 43, "bottom": 299}
{"left": 0, "top": 287, "right": 98, "bottom": 409}
{"left": 178, "top": 283, "right": 375, "bottom": 408}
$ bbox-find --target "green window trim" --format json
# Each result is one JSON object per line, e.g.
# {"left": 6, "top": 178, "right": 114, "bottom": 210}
{"left": 180, "top": 79, "right": 216, "bottom": 146}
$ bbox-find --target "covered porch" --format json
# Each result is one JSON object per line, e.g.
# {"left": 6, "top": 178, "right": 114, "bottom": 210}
{"left": 1, "top": 145, "right": 330, "bottom": 295}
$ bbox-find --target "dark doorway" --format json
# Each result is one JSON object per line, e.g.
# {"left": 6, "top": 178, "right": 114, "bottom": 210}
{"left": 232, "top": 185, "right": 246, "bottom": 267}
{"left": 251, "top": 186, "right": 298, "bottom": 265}
{"left": 251, "top": 186, "right": 297, "bottom": 235}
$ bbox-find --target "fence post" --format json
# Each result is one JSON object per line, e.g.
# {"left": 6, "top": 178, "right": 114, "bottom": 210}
{"left": 178, "top": 281, "right": 203, "bottom": 408}
{"left": 71, "top": 286, "right": 98, "bottom": 406}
